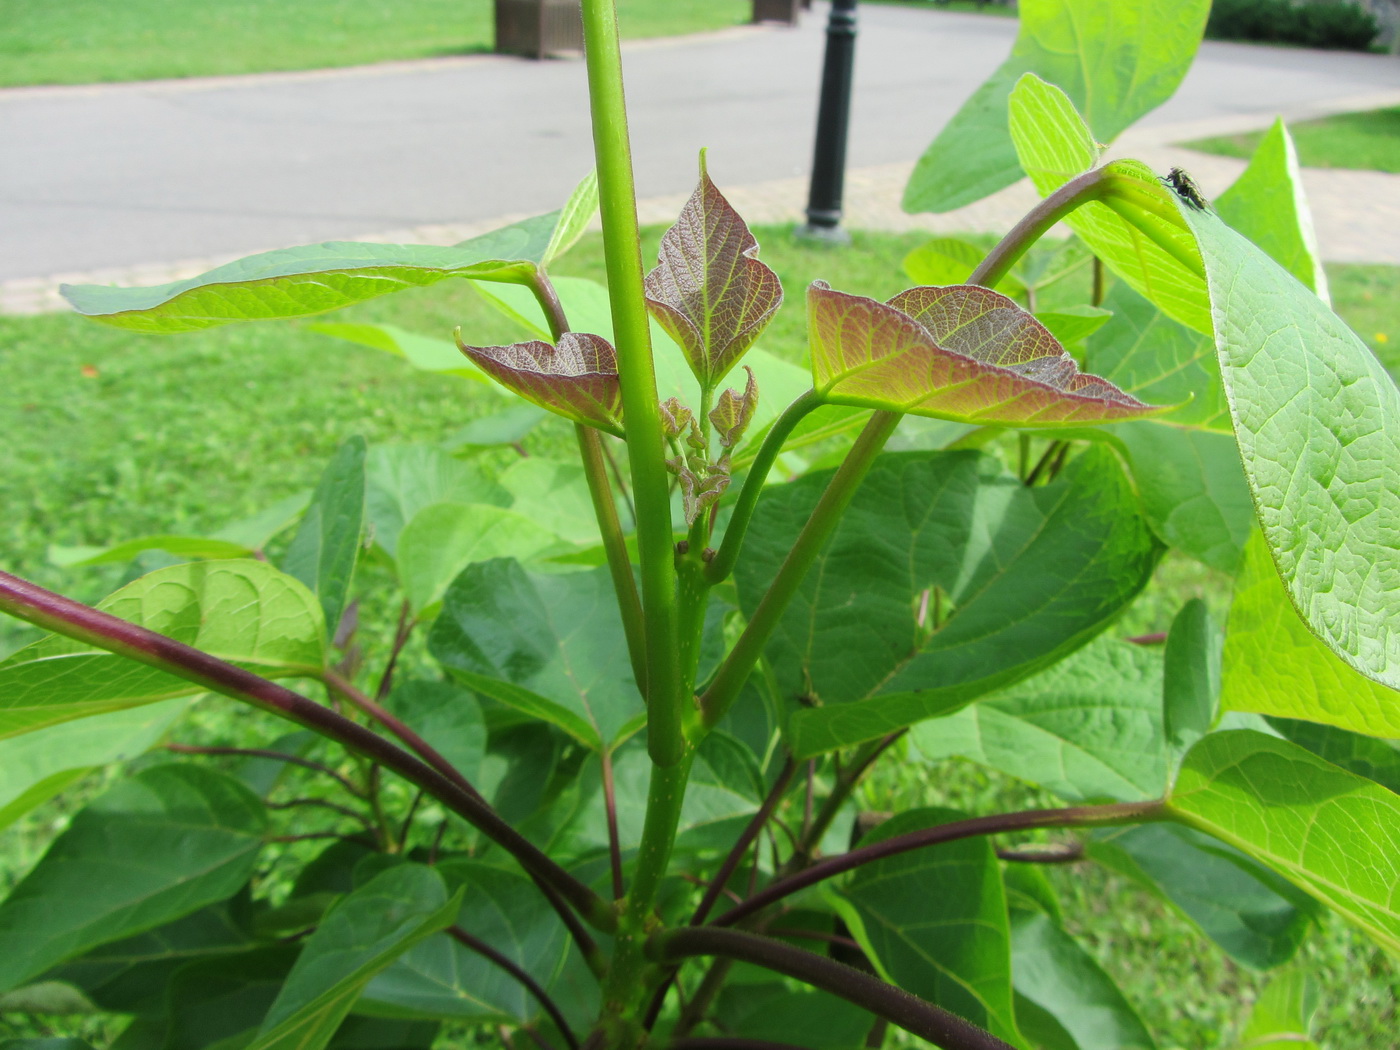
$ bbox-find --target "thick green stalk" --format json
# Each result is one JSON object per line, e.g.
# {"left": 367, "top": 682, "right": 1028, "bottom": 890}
{"left": 580, "top": 0, "right": 683, "bottom": 768}
{"left": 706, "top": 389, "right": 823, "bottom": 584}
{"left": 968, "top": 166, "right": 1110, "bottom": 288}
{"left": 698, "top": 410, "right": 901, "bottom": 729}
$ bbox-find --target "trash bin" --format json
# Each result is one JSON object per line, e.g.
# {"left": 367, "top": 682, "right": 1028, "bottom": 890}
{"left": 495, "top": 0, "right": 585, "bottom": 59}
{"left": 753, "top": 0, "right": 808, "bottom": 26}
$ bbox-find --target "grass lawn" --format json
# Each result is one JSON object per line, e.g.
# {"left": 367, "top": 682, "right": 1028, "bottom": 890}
{"left": 1185, "top": 106, "right": 1400, "bottom": 174}
{"left": 0, "top": 227, "right": 1396, "bottom": 1047}
{"left": 0, "top": 0, "right": 752, "bottom": 88}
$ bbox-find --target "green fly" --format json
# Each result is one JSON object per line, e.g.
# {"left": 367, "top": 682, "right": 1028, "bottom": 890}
{"left": 1165, "top": 167, "right": 1209, "bottom": 210}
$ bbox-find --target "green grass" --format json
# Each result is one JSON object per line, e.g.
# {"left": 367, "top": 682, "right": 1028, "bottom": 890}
{"left": 1184, "top": 107, "right": 1400, "bottom": 174}
{"left": 0, "top": 228, "right": 1397, "bottom": 1047}
{"left": 0, "top": 0, "right": 752, "bottom": 88}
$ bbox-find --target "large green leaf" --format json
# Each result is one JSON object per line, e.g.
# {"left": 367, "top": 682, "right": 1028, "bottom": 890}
{"left": 1214, "top": 119, "right": 1328, "bottom": 301}
{"left": 284, "top": 436, "right": 367, "bottom": 635}
{"left": 1220, "top": 533, "right": 1399, "bottom": 738}
{"left": 1009, "top": 910, "right": 1157, "bottom": 1050}
{"left": 0, "top": 700, "right": 188, "bottom": 830}
{"left": 904, "top": 0, "right": 1209, "bottom": 213}
{"left": 712, "top": 982, "right": 873, "bottom": 1050}
{"left": 364, "top": 444, "right": 510, "bottom": 560}
{"left": 1178, "top": 203, "right": 1400, "bottom": 691}
{"left": 498, "top": 459, "right": 604, "bottom": 547}
{"left": 1163, "top": 600, "right": 1220, "bottom": 760}
{"left": 360, "top": 860, "right": 571, "bottom": 1024}
{"left": 249, "top": 865, "right": 459, "bottom": 1050}
{"left": 383, "top": 680, "right": 486, "bottom": 785}
{"left": 808, "top": 282, "right": 1159, "bottom": 427}
{"left": 0, "top": 560, "right": 325, "bottom": 739}
{"left": 62, "top": 212, "right": 567, "bottom": 333}
{"left": 0, "top": 764, "right": 267, "bottom": 992}
{"left": 1106, "top": 421, "right": 1253, "bottom": 573}
{"left": 735, "top": 449, "right": 1160, "bottom": 757}
{"left": 1265, "top": 717, "right": 1400, "bottom": 795}
{"left": 429, "top": 560, "right": 640, "bottom": 751}
{"left": 1008, "top": 75, "right": 1211, "bottom": 334}
{"left": 839, "top": 808, "right": 1022, "bottom": 1045}
{"left": 1168, "top": 730, "right": 1400, "bottom": 954}
{"left": 911, "top": 636, "right": 1167, "bottom": 803}
{"left": 1228, "top": 970, "right": 1319, "bottom": 1050}
{"left": 1088, "top": 823, "right": 1319, "bottom": 970}
{"left": 1082, "top": 284, "right": 1225, "bottom": 432}
{"left": 162, "top": 944, "right": 300, "bottom": 1050}
{"left": 49, "top": 899, "right": 252, "bottom": 1015}
{"left": 644, "top": 155, "right": 783, "bottom": 388}
{"left": 395, "top": 503, "right": 562, "bottom": 614}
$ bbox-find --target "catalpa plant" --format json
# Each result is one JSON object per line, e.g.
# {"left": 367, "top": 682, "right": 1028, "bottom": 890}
{"left": 1, "top": 1, "right": 1397, "bottom": 1048}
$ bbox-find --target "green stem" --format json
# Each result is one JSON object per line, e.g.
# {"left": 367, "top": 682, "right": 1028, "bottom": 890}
{"left": 968, "top": 166, "right": 1111, "bottom": 289}
{"left": 580, "top": 0, "right": 683, "bottom": 768}
{"left": 706, "top": 389, "right": 823, "bottom": 584}
{"left": 600, "top": 750, "right": 695, "bottom": 1031}
{"left": 698, "top": 410, "right": 901, "bottom": 729}
{"left": 524, "top": 272, "right": 648, "bottom": 699}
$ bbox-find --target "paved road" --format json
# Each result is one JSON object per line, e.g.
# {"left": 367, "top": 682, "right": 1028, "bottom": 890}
{"left": 2, "top": 2, "right": 1398, "bottom": 285}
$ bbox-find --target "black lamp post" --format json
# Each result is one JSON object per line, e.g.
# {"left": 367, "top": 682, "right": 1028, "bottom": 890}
{"left": 797, "top": 0, "right": 858, "bottom": 243}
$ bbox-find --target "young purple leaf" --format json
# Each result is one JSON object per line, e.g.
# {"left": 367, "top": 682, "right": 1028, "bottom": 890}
{"left": 455, "top": 330, "right": 624, "bottom": 436}
{"left": 674, "top": 460, "right": 731, "bottom": 527}
{"left": 808, "top": 282, "right": 1162, "bottom": 427}
{"left": 644, "top": 156, "right": 783, "bottom": 389}
{"left": 659, "top": 397, "right": 694, "bottom": 440}
{"left": 710, "top": 367, "right": 759, "bottom": 449}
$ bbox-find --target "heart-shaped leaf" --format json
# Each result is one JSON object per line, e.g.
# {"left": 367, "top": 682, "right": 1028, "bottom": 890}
{"left": 903, "top": 0, "right": 1210, "bottom": 214}
{"left": 1176, "top": 202, "right": 1400, "bottom": 692}
{"left": 455, "top": 331, "right": 624, "bottom": 436}
{"left": 644, "top": 156, "right": 782, "bottom": 388}
{"left": 808, "top": 281, "right": 1159, "bottom": 427}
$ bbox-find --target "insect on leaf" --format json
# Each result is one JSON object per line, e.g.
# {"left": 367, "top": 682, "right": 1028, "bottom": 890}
{"left": 644, "top": 153, "right": 783, "bottom": 388}
{"left": 808, "top": 281, "right": 1162, "bottom": 427}
{"left": 456, "top": 331, "right": 624, "bottom": 436}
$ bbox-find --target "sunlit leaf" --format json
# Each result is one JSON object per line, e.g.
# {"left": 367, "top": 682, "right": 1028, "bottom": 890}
{"left": 904, "top": 0, "right": 1209, "bottom": 213}
{"left": 644, "top": 155, "right": 782, "bottom": 387}
{"left": 0, "top": 560, "right": 324, "bottom": 739}
{"left": 1034, "top": 306, "right": 1111, "bottom": 349}
{"left": 1228, "top": 969, "right": 1319, "bottom": 1050}
{"left": 1178, "top": 203, "right": 1400, "bottom": 691}
{"left": 808, "top": 282, "right": 1160, "bottom": 427}
{"left": 1168, "top": 730, "right": 1400, "bottom": 954}
{"left": 62, "top": 212, "right": 565, "bottom": 333}
{"left": 0, "top": 764, "right": 266, "bottom": 992}
{"left": 308, "top": 322, "right": 493, "bottom": 381}
{"left": 1214, "top": 119, "right": 1328, "bottom": 301}
{"left": 1008, "top": 75, "right": 1211, "bottom": 334}
{"left": 365, "top": 444, "right": 510, "bottom": 559}
{"left": 904, "top": 237, "right": 1026, "bottom": 298}
{"left": 48, "top": 536, "right": 254, "bottom": 569}
{"left": 1265, "top": 717, "right": 1400, "bottom": 795}
{"left": 1220, "top": 534, "right": 1399, "bottom": 738}
{"left": 541, "top": 170, "right": 599, "bottom": 269}
{"left": 455, "top": 332, "right": 624, "bottom": 437}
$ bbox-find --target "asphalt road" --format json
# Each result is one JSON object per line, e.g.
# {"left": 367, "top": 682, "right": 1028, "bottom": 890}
{"left": 2, "top": 3, "right": 1398, "bottom": 281}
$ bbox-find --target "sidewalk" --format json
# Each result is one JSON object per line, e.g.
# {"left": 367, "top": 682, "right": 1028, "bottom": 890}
{"left": 3, "top": 3, "right": 1398, "bottom": 314}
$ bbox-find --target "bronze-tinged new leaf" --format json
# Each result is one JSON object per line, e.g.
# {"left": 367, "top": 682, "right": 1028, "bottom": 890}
{"left": 808, "top": 281, "right": 1162, "bottom": 427}
{"left": 455, "top": 331, "right": 624, "bottom": 436}
{"left": 710, "top": 367, "right": 759, "bottom": 449}
{"left": 644, "top": 157, "right": 783, "bottom": 388}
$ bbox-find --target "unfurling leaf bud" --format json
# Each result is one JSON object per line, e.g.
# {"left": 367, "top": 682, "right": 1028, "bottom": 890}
{"left": 709, "top": 367, "right": 759, "bottom": 449}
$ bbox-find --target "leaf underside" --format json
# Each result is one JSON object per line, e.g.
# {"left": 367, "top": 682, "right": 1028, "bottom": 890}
{"left": 456, "top": 332, "right": 625, "bottom": 436}
{"left": 644, "top": 159, "right": 782, "bottom": 387}
{"left": 808, "top": 281, "right": 1160, "bottom": 428}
